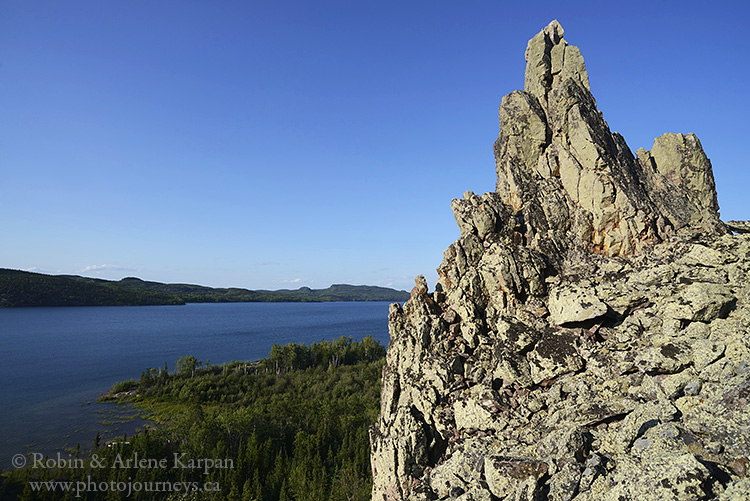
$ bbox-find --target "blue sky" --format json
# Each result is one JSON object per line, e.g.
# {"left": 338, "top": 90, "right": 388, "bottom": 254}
{"left": 1, "top": 0, "right": 748, "bottom": 291}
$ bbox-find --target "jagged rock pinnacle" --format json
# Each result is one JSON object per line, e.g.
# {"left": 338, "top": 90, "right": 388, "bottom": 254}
{"left": 371, "top": 21, "right": 750, "bottom": 501}
{"left": 524, "top": 20, "right": 590, "bottom": 102}
{"left": 493, "top": 20, "right": 725, "bottom": 260}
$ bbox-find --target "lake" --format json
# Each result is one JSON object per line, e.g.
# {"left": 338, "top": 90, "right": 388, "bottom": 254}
{"left": 0, "top": 301, "right": 393, "bottom": 471}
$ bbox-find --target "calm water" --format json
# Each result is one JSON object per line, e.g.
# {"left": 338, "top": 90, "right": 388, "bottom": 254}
{"left": 0, "top": 302, "right": 392, "bottom": 470}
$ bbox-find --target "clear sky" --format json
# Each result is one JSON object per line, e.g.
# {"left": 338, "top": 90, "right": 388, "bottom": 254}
{"left": 1, "top": 0, "right": 748, "bottom": 291}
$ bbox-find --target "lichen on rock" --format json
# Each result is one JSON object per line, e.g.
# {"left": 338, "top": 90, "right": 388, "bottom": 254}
{"left": 371, "top": 20, "right": 750, "bottom": 500}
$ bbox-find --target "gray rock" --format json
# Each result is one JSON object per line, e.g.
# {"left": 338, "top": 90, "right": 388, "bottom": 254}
{"left": 634, "top": 342, "right": 693, "bottom": 374}
{"left": 679, "top": 243, "right": 727, "bottom": 267}
{"left": 632, "top": 437, "right": 651, "bottom": 452}
{"left": 726, "top": 220, "right": 750, "bottom": 234}
{"left": 662, "top": 282, "right": 735, "bottom": 323}
{"left": 524, "top": 20, "right": 589, "bottom": 103}
{"left": 526, "top": 328, "right": 584, "bottom": 384}
{"left": 649, "top": 132, "right": 720, "bottom": 214}
{"left": 548, "top": 282, "right": 608, "bottom": 325}
{"left": 692, "top": 339, "right": 725, "bottom": 371}
{"left": 413, "top": 274, "right": 429, "bottom": 296}
{"left": 537, "top": 424, "right": 586, "bottom": 460}
{"left": 605, "top": 453, "right": 711, "bottom": 500}
{"left": 427, "top": 440, "right": 489, "bottom": 499}
{"left": 614, "top": 400, "right": 679, "bottom": 452}
{"left": 548, "top": 461, "right": 582, "bottom": 501}
{"left": 719, "top": 477, "right": 750, "bottom": 500}
{"left": 371, "top": 20, "right": 750, "bottom": 501}
{"left": 483, "top": 456, "right": 548, "bottom": 500}
{"left": 453, "top": 386, "right": 506, "bottom": 432}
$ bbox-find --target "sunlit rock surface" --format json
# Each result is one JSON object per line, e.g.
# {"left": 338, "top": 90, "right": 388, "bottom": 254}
{"left": 371, "top": 20, "right": 750, "bottom": 501}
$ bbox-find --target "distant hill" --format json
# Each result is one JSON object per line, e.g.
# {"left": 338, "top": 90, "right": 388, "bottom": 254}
{"left": 0, "top": 268, "right": 410, "bottom": 307}
{"left": 0, "top": 269, "right": 184, "bottom": 307}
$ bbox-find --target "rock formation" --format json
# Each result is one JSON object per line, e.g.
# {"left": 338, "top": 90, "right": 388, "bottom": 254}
{"left": 371, "top": 20, "right": 750, "bottom": 500}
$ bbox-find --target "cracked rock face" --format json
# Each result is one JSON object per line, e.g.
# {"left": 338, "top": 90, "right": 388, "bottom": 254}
{"left": 371, "top": 20, "right": 750, "bottom": 501}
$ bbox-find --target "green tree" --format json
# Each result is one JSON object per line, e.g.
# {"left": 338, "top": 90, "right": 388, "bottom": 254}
{"left": 4, "top": 338, "right": 386, "bottom": 501}
{"left": 242, "top": 472, "right": 262, "bottom": 501}
{"left": 176, "top": 355, "right": 202, "bottom": 378}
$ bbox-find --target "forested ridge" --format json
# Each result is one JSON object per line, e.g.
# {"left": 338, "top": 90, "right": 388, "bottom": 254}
{"left": 0, "top": 268, "right": 184, "bottom": 307}
{"left": 0, "top": 268, "right": 409, "bottom": 307}
{"left": 1, "top": 336, "right": 386, "bottom": 500}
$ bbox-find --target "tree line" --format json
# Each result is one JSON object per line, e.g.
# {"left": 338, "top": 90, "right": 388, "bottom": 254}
{"left": 0, "top": 336, "right": 386, "bottom": 500}
{"left": 0, "top": 268, "right": 409, "bottom": 307}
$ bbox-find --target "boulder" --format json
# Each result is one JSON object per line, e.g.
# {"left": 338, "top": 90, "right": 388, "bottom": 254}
{"left": 662, "top": 282, "right": 735, "bottom": 323}
{"left": 547, "top": 282, "right": 608, "bottom": 325}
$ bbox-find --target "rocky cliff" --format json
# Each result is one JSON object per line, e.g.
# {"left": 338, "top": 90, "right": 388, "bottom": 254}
{"left": 371, "top": 21, "right": 750, "bottom": 500}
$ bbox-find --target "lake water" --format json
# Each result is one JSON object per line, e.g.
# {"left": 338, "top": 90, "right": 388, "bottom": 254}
{"left": 0, "top": 302, "right": 392, "bottom": 471}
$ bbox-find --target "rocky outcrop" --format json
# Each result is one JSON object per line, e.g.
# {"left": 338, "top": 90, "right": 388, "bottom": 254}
{"left": 495, "top": 19, "right": 726, "bottom": 261}
{"left": 727, "top": 220, "right": 750, "bottom": 234}
{"left": 371, "top": 21, "right": 749, "bottom": 500}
